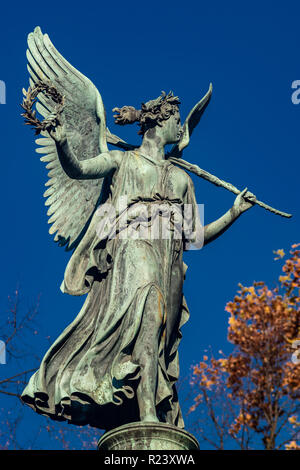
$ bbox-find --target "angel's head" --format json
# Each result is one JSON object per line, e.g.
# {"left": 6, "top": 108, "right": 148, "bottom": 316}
{"left": 112, "top": 91, "right": 182, "bottom": 145}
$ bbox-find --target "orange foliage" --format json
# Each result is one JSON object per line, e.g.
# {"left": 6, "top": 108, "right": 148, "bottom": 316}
{"left": 190, "top": 244, "right": 300, "bottom": 450}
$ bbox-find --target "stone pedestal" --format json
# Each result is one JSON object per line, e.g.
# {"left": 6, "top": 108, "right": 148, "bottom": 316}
{"left": 98, "top": 422, "right": 199, "bottom": 451}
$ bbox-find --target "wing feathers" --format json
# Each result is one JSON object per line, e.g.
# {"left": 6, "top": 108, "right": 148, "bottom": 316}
{"left": 26, "top": 27, "right": 108, "bottom": 250}
{"left": 40, "top": 153, "right": 57, "bottom": 163}
{"left": 43, "top": 31, "right": 86, "bottom": 85}
{"left": 36, "top": 145, "right": 55, "bottom": 154}
{"left": 36, "top": 138, "right": 53, "bottom": 146}
{"left": 45, "top": 183, "right": 77, "bottom": 208}
{"left": 27, "top": 36, "right": 57, "bottom": 82}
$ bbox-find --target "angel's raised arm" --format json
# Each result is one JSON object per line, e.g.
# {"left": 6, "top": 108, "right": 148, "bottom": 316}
{"left": 56, "top": 135, "right": 121, "bottom": 180}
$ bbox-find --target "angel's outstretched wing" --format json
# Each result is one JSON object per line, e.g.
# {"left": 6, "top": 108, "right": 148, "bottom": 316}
{"left": 26, "top": 26, "right": 109, "bottom": 250}
{"left": 168, "top": 83, "right": 213, "bottom": 158}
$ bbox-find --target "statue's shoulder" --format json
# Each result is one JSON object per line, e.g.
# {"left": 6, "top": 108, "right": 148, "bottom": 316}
{"left": 169, "top": 161, "right": 192, "bottom": 184}
{"left": 108, "top": 149, "right": 130, "bottom": 170}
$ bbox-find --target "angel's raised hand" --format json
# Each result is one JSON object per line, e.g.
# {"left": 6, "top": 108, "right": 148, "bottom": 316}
{"left": 234, "top": 188, "right": 257, "bottom": 215}
{"left": 49, "top": 123, "right": 67, "bottom": 145}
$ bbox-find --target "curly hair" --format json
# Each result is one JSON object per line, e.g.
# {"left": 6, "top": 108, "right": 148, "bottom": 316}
{"left": 113, "top": 91, "right": 180, "bottom": 135}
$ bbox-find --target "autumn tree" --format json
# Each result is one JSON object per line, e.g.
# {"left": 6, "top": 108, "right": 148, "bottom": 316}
{"left": 189, "top": 244, "right": 300, "bottom": 450}
{"left": 0, "top": 289, "right": 100, "bottom": 449}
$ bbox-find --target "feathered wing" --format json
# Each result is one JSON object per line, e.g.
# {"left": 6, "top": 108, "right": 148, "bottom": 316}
{"left": 168, "top": 83, "right": 213, "bottom": 158}
{"left": 26, "top": 26, "right": 109, "bottom": 250}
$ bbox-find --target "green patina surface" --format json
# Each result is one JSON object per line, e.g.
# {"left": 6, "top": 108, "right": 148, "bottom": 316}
{"left": 21, "top": 27, "right": 257, "bottom": 439}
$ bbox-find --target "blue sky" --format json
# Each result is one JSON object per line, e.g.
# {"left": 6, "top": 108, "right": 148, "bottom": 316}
{"left": 0, "top": 0, "right": 299, "bottom": 449}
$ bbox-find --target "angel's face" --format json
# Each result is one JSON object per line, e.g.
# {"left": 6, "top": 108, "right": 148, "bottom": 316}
{"left": 162, "top": 110, "right": 182, "bottom": 145}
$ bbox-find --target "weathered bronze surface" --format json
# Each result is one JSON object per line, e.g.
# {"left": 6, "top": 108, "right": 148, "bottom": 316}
{"left": 98, "top": 422, "right": 199, "bottom": 450}
{"left": 21, "top": 27, "right": 258, "bottom": 434}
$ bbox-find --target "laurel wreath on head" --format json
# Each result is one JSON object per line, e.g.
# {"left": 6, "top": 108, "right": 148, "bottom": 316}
{"left": 21, "top": 81, "right": 64, "bottom": 135}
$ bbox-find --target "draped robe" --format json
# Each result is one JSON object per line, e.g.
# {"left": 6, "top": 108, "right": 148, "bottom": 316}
{"left": 21, "top": 151, "right": 202, "bottom": 430}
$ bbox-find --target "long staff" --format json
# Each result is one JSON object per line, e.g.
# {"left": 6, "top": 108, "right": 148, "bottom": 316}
{"left": 168, "top": 156, "right": 292, "bottom": 219}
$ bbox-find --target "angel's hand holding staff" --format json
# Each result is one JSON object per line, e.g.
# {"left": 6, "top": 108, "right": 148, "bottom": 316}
{"left": 233, "top": 188, "right": 257, "bottom": 216}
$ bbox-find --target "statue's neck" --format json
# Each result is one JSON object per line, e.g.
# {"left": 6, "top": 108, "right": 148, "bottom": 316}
{"left": 138, "top": 128, "right": 165, "bottom": 162}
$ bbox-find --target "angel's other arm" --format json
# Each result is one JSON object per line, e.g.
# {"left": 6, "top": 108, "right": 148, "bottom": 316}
{"left": 204, "top": 189, "right": 256, "bottom": 246}
{"left": 55, "top": 137, "right": 120, "bottom": 180}
{"left": 204, "top": 207, "right": 239, "bottom": 246}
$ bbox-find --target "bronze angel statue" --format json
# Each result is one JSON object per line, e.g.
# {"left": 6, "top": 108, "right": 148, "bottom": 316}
{"left": 21, "top": 26, "right": 262, "bottom": 432}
